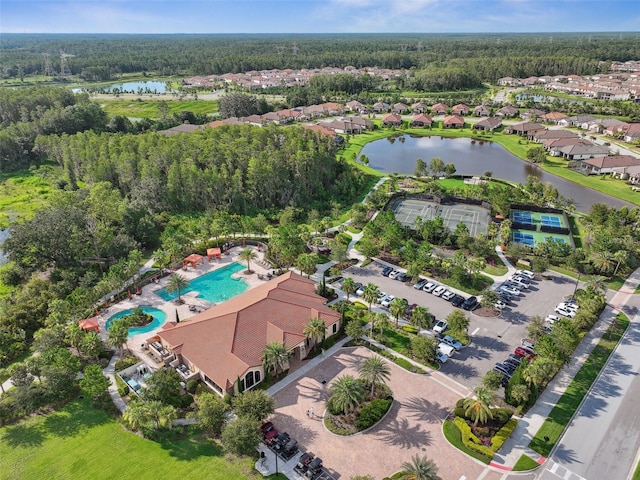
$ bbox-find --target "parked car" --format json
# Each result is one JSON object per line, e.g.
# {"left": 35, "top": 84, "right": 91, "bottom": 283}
{"left": 388, "top": 270, "right": 400, "bottom": 280}
{"left": 413, "top": 279, "right": 428, "bottom": 290}
{"left": 440, "top": 335, "right": 463, "bottom": 350}
{"left": 494, "top": 300, "right": 508, "bottom": 310}
{"left": 261, "top": 421, "right": 279, "bottom": 443}
{"left": 405, "top": 303, "right": 418, "bottom": 318}
{"left": 545, "top": 314, "right": 560, "bottom": 324}
{"left": 493, "top": 363, "right": 513, "bottom": 378}
{"left": 355, "top": 284, "right": 365, "bottom": 296}
{"left": 512, "top": 275, "right": 532, "bottom": 285}
{"left": 462, "top": 296, "right": 479, "bottom": 311}
{"left": 381, "top": 295, "right": 395, "bottom": 308}
{"left": 438, "top": 343, "right": 456, "bottom": 357}
{"left": 555, "top": 306, "right": 576, "bottom": 318}
{"left": 521, "top": 338, "right": 536, "bottom": 349}
{"left": 423, "top": 282, "right": 438, "bottom": 293}
{"left": 396, "top": 272, "right": 408, "bottom": 282}
{"left": 507, "top": 279, "right": 529, "bottom": 290}
{"left": 433, "top": 319, "right": 448, "bottom": 334}
{"left": 516, "top": 269, "right": 535, "bottom": 279}
{"left": 432, "top": 285, "right": 447, "bottom": 297}
{"left": 507, "top": 353, "right": 523, "bottom": 365}
{"left": 450, "top": 294, "right": 465, "bottom": 307}
{"left": 514, "top": 346, "right": 536, "bottom": 359}
{"left": 441, "top": 290, "right": 455, "bottom": 301}
{"left": 436, "top": 350, "right": 449, "bottom": 364}
{"left": 500, "top": 285, "right": 522, "bottom": 296}
{"left": 502, "top": 360, "right": 519, "bottom": 373}
{"left": 557, "top": 302, "right": 579, "bottom": 312}
{"left": 381, "top": 266, "right": 393, "bottom": 277}
{"left": 377, "top": 292, "right": 389, "bottom": 304}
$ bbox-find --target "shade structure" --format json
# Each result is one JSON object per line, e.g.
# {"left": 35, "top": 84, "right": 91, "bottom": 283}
{"left": 207, "top": 248, "right": 222, "bottom": 261}
{"left": 183, "top": 253, "right": 204, "bottom": 269}
{"left": 79, "top": 316, "right": 100, "bottom": 333}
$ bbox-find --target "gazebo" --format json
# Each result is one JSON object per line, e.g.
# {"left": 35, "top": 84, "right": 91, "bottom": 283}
{"left": 78, "top": 316, "right": 100, "bottom": 333}
{"left": 183, "top": 253, "right": 204, "bottom": 269}
{"left": 207, "top": 248, "right": 222, "bottom": 261}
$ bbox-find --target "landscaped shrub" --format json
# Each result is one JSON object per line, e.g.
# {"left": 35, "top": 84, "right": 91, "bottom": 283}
{"left": 179, "top": 394, "right": 194, "bottom": 409}
{"left": 114, "top": 355, "right": 139, "bottom": 372}
{"left": 453, "top": 407, "right": 468, "bottom": 419}
{"left": 453, "top": 416, "right": 495, "bottom": 459}
{"left": 456, "top": 398, "right": 466, "bottom": 409}
{"left": 118, "top": 384, "right": 130, "bottom": 397}
{"left": 401, "top": 325, "right": 419, "bottom": 334}
{"left": 355, "top": 398, "right": 393, "bottom": 430}
{"left": 327, "top": 396, "right": 343, "bottom": 416}
{"left": 491, "top": 418, "right": 518, "bottom": 452}
{"left": 186, "top": 380, "right": 198, "bottom": 394}
{"left": 491, "top": 407, "right": 514, "bottom": 424}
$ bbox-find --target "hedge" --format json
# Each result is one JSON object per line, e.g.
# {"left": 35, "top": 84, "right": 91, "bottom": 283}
{"left": 491, "top": 418, "right": 518, "bottom": 452}
{"left": 443, "top": 419, "right": 492, "bottom": 465}
{"left": 355, "top": 398, "right": 393, "bottom": 430}
{"left": 453, "top": 416, "right": 495, "bottom": 458}
{"left": 402, "top": 325, "right": 419, "bottom": 334}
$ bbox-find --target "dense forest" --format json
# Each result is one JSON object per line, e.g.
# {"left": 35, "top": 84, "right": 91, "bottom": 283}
{"left": 2, "top": 33, "right": 639, "bottom": 82}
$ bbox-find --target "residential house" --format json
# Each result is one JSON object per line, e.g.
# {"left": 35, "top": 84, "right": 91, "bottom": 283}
{"left": 472, "top": 117, "right": 502, "bottom": 131}
{"left": 602, "top": 119, "right": 629, "bottom": 136}
{"left": 155, "top": 272, "right": 341, "bottom": 397}
{"left": 411, "top": 113, "right": 433, "bottom": 128}
{"left": 431, "top": 103, "right": 449, "bottom": 115}
{"left": 505, "top": 122, "right": 544, "bottom": 136}
{"left": 495, "top": 105, "right": 519, "bottom": 118}
{"left": 521, "top": 109, "right": 546, "bottom": 122}
{"left": 158, "top": 124, "right": 205, "bottom": 136}
{"left": 540, "top": 112, "right": 569, "bottom": 124}
{"left": 319, "top": 102, "right": 345, "bottom": 116}
{"left": 532, "top": 129, "right": 579, "bottom": 142}
{"left": 498, "top": 77, "right": 518, "bottom": 86}
{"left": 473, "top": 105, "right": 491, "bottom": 117}
{"left": 304, "top": 105, "right": 330, "bottom": 119}
{"left": 621, "top": 123, "right": 640, "bottom": 143}
{"left": 443, "top": 115, "right": 465, "bottom": 129}
{"left": 558, "top": 114, "right": 596, "bottom": 127}
{"left": 571, "top": 155, "right": 640, "bottom": 175}
{"left": 411, "top": 102, "right": 429, "bottom": 114}
{"left": 373, "top": 102, "right": 390, "bottom": 113}
{"left": 451, "top": 104, "right": 470, "bottom": 116}
{"left": 392, "top": 102, "right": 409, "bottom": 114}
{"left": 381, "top": 113, "right": 403, "bottom": 127}
{"left": 261, "top": 112, "right": 282, "bottom": 124}
{"left": 558, "top": 143, "right": 610, "bottom": 161}
{"left": 346, "top": 100, "right": 368, "bottom": 114}
{"left": 342, "top": 116, "right": 373, "bottom": 130}
{"left": 544, "top": 137, "right": 593, "bottom": 156}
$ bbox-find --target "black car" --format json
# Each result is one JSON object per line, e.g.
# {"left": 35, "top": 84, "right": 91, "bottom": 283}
{"left": 450, "top": 294, "right": 465, "bottom": 307}
{"left": 396, "top": 272, "right": 408, "bottom": 282}
{"left": 461, "top": 296, "right": 479, "bottom": 311}
{"left": 381, "top": 267, "right": 393, "bottom": 276}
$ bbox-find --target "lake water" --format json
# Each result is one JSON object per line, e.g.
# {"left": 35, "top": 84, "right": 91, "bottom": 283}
{"left": 73, "top": 80, "right": 172, "bottom": 94}
{"left": 360, "top": 135, "right": 633, "bottom": 212}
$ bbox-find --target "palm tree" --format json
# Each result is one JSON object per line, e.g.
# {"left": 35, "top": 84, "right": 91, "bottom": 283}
{"left": 362, "top": 283, "right": 380, "bottom": 312}
{"left": 586, "top": 275, "right": 607, "bottom": 295}
{"left": 108, "top": 319, "right": 129, "bottom": 354}
{"left": 146, "top": 400, "right": 177, "bottom": 430}
{"left": 65, "top": 323, "right": 85, "bottom": 355}
{"left": 341, "top": 277, "right": 356, "bottom": 301}
{"left": 399, "top": 454, "right": 441, "bottom": 480}
{"left": 238, "top": 247, "right": 258, "bottom": 273}
{"left": 613, "top": 250, "right": 629, "bottom": 276}
{"left": 462, "top": 385, "right": 495, "bottom": 426}
{"left": 295, "top": 253, "right": 318, "bottom": 278}
{"left": 523, "top": 357, "right": 556, "bottom": 388}
{"left": 303, "top": 317, "right": 326, "bottom": 353}
{"left": 262, "top": 342, "right": 289, "bottom": 378}
{"left": 409, "top": 306, "right": 431, "bottom": 329}
{"left": 328, "top": 374, "right": 365, "bottom": 415}
{"left": 591, "top": 250, "right": 616, "bottom": 276}
{"left": 80, "top": 332, "right": 103, "bottom": 360}
{"left": 358, "top": 355, "right": 391, "bottom": 396}
{"left": 389, "top": 297, "right": 409, "bottom": 327}
{"left": 167, "top": 274, "right": 189, "bottom": 304}
{"left": 123, "top": 399, "right": 149, "bottom": 431}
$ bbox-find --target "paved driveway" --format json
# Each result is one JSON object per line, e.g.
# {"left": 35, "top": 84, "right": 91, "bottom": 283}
{"left": 270, "top": 346, "right": 485, "bottom": 480}
{"left": 341, "top": 263, "right": 577, "bottom": 389}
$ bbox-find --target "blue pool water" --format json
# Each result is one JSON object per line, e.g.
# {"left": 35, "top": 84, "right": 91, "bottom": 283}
{"left": 105, "top": 306, "right": 167, "bottom": 338}
{"left": 155, "top": 262, "right": 248, "bottom": 303}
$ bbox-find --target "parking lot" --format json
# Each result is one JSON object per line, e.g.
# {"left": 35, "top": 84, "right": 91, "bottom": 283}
{"left": 340, "top": 262, "right": 578, "bottom": 389}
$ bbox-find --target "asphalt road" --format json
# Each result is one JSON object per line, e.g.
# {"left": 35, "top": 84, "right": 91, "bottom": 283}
{"left": 537, "top": 314, "right": 640, "bottom": 480}
{"left": 341, "top": 262, "right": 576, "bottom": 389}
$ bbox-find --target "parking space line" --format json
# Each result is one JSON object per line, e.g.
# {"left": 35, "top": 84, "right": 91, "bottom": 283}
{"left": 471, "top": 327, "right": 480, "bottom": 336}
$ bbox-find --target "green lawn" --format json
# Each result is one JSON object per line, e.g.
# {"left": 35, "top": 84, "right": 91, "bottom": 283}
{"left": 0, "top": 399, "right": 267, "bottom": 480}
{"left": 100, "top": 99, "right": 218, "bottom": 118}
{"left": 0, "top": 168, "right": 60, "bottom": 229}
{"left": 483, "top": 264, "right": 508, "bottom": 276}
{"left": 633, "top": 457, "right": 640, "bottom": 480}
{"left": 513, "top": 454, "right": 540, "bottom": 471}
{"left": 529, "top": 313, "right": 629, "bottom": 457}
{"left": 376, "top": 326, "right": 411, "bottom": 354}
{"left": 442, "top": 419, "right": 492, "bottom": 465}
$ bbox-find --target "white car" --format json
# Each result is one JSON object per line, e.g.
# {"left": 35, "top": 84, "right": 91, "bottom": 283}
{"left": 545, "top": 314, "right": 560, "bottom": 324}
{"left": 494, "top": 300, "right": 508, "bottom": 310}
{"left": 380, "top": 295, "right": 395, "bottom": 308}
{"left": 516, "top": 269, "right": 535, "bottom": 279}
{"left": 355, "top": 286, "right": 365, "bottom": 296}
{"left": 557, "top": 302, "right": 579, "bottom": 312}
{"left": 438, "top": 343, "right": 456, "bottom": 357}
{"left": 507, "top": 279, "right": 529, "bottom": 290}
{"left": 440, "top": 335, "right": 463, "bottom": 350}
{"left": 511, "top": 275, "right": 531, "bottom": 287}
{"left": 433, "top": 319, "right": 448, "bottom": 334}
{"left": 432, "top": 285, "right": 447, "bottom": 297}
{"left": 441, "top": 290, "right": 455, "bottom": 301}
{"left": 388, "top": 270, "right": 400, "bottom": 280}
{"left": 423, "top": 282, "right": 438, "bottom": 293}
{"left": 500, "top": 285, "right": 522, "bottom": 296}
{"left": 555, "top": 306, "right": 576, "bottom": 318}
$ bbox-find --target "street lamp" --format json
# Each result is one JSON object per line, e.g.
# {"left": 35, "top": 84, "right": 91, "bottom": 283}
{"left": 572, "top": 272, "right": 581, "bottom": 297}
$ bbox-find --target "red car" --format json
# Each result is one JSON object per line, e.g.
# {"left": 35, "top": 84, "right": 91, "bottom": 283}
{"left": 261, "top": 422, "right": 279, "bottom": 443}
{"left": 514, "top": 346, "right": 536, "bottom": 360}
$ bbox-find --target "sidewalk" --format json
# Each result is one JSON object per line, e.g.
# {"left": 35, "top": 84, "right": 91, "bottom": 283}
{"left": 487, "top": 266, "right": 640, "bottom": 471}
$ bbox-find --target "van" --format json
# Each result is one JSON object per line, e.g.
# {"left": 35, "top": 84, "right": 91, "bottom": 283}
{"left": 438, "top": 343, "right": 456, "bottom": 357}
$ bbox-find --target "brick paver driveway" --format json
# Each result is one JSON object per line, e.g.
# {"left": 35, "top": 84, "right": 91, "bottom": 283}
{"left": 270, "top": 346, "right": 486, "bottom": 480}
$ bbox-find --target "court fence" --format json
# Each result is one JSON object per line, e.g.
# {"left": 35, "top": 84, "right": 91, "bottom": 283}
{"left": 383, "top": 192, "right": 492, "bottom": 212}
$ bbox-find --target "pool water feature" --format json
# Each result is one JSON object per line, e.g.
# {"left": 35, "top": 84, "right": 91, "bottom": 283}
{"left": 105, "top": 306, "right": 167, "bottom": 338}
{"left": 156, "top": 262, "right": 248, "bottom": 303}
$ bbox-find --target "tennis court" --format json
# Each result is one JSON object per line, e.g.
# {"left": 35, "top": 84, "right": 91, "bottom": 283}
{"left": 512, "top": 211, "right": 533, "bottom": 225}
{"left": 511, "top": 210, "right": 567, "bottom": 228}
{"left": 512, "top": 230, "right": 571, "bottom": 248}
{"left": 513, "top": 231, "right": 535, "bottom": 247}
{"left": 540, "top": 214, "right": 563, "bottom": 228}
{"left": 389, "top": 197, "right": 489, "bottom": 237}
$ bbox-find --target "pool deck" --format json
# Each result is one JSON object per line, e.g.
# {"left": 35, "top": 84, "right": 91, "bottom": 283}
{"left": 96, "top": 246, "right": 275, "bottom": 354}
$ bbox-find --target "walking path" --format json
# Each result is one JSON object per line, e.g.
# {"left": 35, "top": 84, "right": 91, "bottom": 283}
{"left": 485, "top": 266, "right": 640, "bottom": 473}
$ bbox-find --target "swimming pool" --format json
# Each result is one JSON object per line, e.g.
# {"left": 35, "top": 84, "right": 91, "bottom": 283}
{"left": 155, "top": 262, "right": 248, "bottom": 303}
{"left": 105, "top": 306, "right": 167, "bottom": 337}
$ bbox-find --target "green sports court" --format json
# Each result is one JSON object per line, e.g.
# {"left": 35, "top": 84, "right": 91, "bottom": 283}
{"left": 511, "top": 209, "right": 573, "bottom": 248}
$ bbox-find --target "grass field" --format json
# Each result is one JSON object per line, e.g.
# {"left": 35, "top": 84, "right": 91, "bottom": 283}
{"left": 529, "top": 312, "right": 629, "bottom": 457}
{"left": 100, "top": 99, "right": 218, "bottom": 118}
{"left": 0, "top": 168, "right": 60, "bottom": 229}
{"left": 513, "top": 454, "right": 540, "bottom": 471}
{"left": 0, "top": 399, "right": 272, "bottom": 480}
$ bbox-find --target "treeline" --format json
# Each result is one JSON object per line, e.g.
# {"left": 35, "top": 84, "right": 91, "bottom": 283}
{"left": 2, "top": 33, "right": 638, "bottom": 80}
{"left": 34, "top": 124, "right": 369, "bottom": 214}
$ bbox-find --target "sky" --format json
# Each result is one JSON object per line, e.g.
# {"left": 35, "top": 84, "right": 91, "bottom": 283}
{"left": 1, "top": 0, "right": 639, "bottom": 34}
